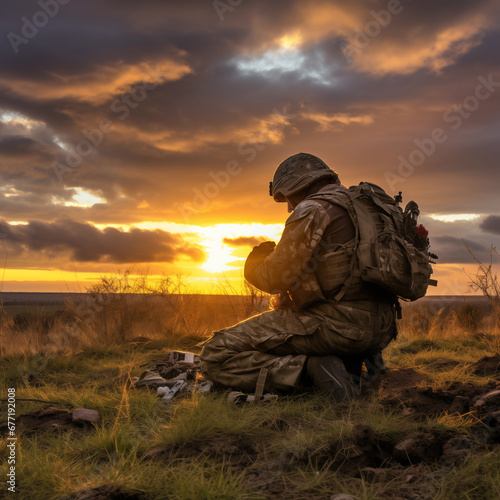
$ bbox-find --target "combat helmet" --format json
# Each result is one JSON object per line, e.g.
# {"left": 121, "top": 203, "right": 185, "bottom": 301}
{"left": 270, "top": 153, "right": 338, "bottom": 202}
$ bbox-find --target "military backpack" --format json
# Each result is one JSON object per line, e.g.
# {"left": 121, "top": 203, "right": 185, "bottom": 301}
{"left": 339, "top": 182, "right": 438, "bottom": 301}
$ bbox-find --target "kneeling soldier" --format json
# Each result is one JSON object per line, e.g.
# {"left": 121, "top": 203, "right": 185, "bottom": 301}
{"left": 201, "top": 153, "right": 397, "bottom": 401}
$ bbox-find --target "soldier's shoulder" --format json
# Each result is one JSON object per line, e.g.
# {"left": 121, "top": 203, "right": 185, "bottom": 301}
{"left": 285, "top": 199, "right": 327, "bottom": 225}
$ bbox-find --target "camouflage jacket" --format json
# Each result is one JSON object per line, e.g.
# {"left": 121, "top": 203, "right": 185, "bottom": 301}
{"left": 245, "top": 186, "right": 356, "bottom": 308}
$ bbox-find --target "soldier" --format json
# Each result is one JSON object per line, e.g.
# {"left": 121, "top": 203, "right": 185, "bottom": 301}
{"left": 200, "top": 153, "right": 398, "bottom": 401}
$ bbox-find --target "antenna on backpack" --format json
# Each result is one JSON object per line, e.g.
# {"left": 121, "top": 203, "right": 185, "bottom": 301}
{"left": 394, "top": 191, "right": 403, "bottom": 204}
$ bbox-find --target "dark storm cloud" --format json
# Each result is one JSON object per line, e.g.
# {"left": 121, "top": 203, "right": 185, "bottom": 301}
{"left": 223, "top": 236, "right": 267, "bottom": 247}
{"left": 0, "top": 135, "right": 45, "bottom": 157}
{"left": 431, "top": 236, "right": 491, "bottom": 264}
{"left": 480, "top": 215, "right": 500, "bottom": 235}
{"left": 0, "top": 219, "right": 205, "bottom": 263}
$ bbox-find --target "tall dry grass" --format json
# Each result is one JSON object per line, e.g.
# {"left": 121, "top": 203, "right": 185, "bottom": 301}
{"left": 1, "top": 260, "right": 499, "bottom": 358}
{"left": 0, "top": 271, "right": 270, "bottom": 357}
{"left": 465, "top": 243, "right": 500, "bottom": 327}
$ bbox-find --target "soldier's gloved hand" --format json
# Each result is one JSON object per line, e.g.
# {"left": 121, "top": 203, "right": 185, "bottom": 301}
{"left": 249, "top": 241, "right": 276, "bottom": 258}
{"left": 244, "top": 241, "right": 276, "bottom": 282}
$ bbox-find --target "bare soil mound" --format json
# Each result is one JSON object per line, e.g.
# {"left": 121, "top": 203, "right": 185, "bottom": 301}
{"left": 70, "top": 485, "right": 141, "bottom": 500}
{"left": 373, "top": 368, "right": 429, "bottom": 395}
{"left": 375, "top": 368, "right": 499, "bottom": 417}
{"left": 471, "top": 354, "right": 500, "bottom": 377}
{"left": 0, "top": 407, "right": 94, "bottom": 435}
{"left": 144, "top": 435, "right": 263, "bottom": 467}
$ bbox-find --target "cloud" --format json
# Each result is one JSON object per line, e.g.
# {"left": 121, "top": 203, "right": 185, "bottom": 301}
{"left": 0, "top": 219, "right": 205, "bottom": 264}
{"left": 223, "top": 236, "right": 267, "bottom": 247}
{"left": 431, "top": 236, "right": 491, "bottom": 264}
{"left": 301, "top": 112, "right": 373, "bottom": 131}
{"left": 319, "top": 0, "right": 499, "bottom": 75}
{"left": 480, "top": 215, "right": 500, "bottom": 235}
{"left": 115, "top": 108, "right": 295, "bottom": 153}
{"left": 0, "top": 58, "right": 192, "bottom": 105}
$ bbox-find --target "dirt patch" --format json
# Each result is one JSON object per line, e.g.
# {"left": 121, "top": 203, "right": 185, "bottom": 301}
{"left": 371, "top": 368, "right": 429, "bottom": 396}
{"left": 392, "top": 431, "right": 450, "bottom": 465}
{"left": 0, "top": 407, "right": 94, "bottom": 436}
{"left": 360, "top": 464, "right": 434, "bottom": 499}
{"left": 302, "top": 423, "right": 395, "bottom": 477}
{"left": 70, "top": 485, "right": 142, "bottom": 500}
{"left": 377, "top": 368, "right": 497, "bottom": 417}
{"left": 471, "top": 355, "right": 500, "bottom": 378}
{"left": 440, "top": 436, "right": 476, "bottom": 466}
{"left": 144, "top": 435, "right": 263, "bottom": 467}
{"left": 309, "top": 423, "right": 459, "bottom": 478}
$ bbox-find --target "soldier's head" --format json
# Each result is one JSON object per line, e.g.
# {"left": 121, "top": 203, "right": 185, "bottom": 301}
{"left": 270, "top": 153, "right": 340, "bottom": 212}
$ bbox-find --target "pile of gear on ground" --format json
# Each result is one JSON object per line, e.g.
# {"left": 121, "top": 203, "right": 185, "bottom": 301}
{"left": 132, "top": 350, "right": 278, "bottom": 404}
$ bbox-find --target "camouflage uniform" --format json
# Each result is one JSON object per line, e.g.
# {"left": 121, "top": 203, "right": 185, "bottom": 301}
{"left": 201, "top": 184, "right": 397, "bottom": 392}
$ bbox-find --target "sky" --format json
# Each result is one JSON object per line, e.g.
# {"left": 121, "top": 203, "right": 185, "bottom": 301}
{"left": 0, "top": 0, "right": 499, "bottom": 295}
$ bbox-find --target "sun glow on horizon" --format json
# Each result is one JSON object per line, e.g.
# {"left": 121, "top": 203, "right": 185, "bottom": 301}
{"left": 198, "top": 223, "right": 284, "bottom": 273}
{"left": 430, "top": 213, "right": 481, "bottom": 222}
{"left": 104, "top": 221, "right": 284, "bottom": 274}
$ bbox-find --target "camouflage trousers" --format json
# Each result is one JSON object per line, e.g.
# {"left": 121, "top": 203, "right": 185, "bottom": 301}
{"left": 200, "top": 300, "right": 397, "bottom": 392}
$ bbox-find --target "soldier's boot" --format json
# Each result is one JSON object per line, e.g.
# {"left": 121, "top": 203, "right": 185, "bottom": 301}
{"left": 342, "top": 355, "right": 364, "bottom": 391}
{"left": 305, "top": 355, "right": 360, "bottom": 402}
{"left": 364, "top": 350, "right": 387, "bottom": 382}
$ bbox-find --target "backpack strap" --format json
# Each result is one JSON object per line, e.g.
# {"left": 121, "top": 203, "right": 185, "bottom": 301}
{"left": 254, "top": 367, "right": 268, "bottom": 402}
{"left": 328, "top": 190, "right": 362, "bottom": 302}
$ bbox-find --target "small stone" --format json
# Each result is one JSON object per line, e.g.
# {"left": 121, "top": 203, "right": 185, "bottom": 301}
{"left": 72, "top": 408, "right": 99, "bottom": 423}
{"left": 393, "top": 436, "right": 427, "bottom": 464}
{"left": 474, "top": 390, "right": 500, "bottom": 407}
{"left": 360, "top": 467, "right": 386, "bottom": 481}
{"left": 330, "top": 495, "right": 357, "bottom": 500}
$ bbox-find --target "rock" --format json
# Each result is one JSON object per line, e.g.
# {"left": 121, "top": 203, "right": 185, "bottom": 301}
{"left": 72, "top": 408, "right": 99, "bottom": 423}
{"left": 330, "top": 495, "right": 357, "bottom": 500}
{"left": 394, "top": 437, "right": 422, "bottom": 463}
{"left": 474, "top": 389, "right": 500, "bottom": 408}
{"left": 440, "top": 436, "right": 473, "bottom": 466}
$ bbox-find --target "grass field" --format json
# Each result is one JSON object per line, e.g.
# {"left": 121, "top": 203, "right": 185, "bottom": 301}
{"left": 1, "top": 280, "right": 499, "bottom": 499}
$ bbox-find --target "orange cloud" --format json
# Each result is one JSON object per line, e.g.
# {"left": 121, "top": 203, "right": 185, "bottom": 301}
{"left": 223, "top": 236, "right": 267, "bottom": 247}
{"left": 0, "top": 57, "right": 192, "bottom": 104}
{"left": 112, "top": 109, "right": 295, "bottom": 152}
{"left": 302, "top": 112, "right": 374, "bottom": 131}
{"left": 263, "top": 1, "right": 498, "bottom": 76}
{"left": 350, "top": 22, "right": 486, "bottom": 75}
